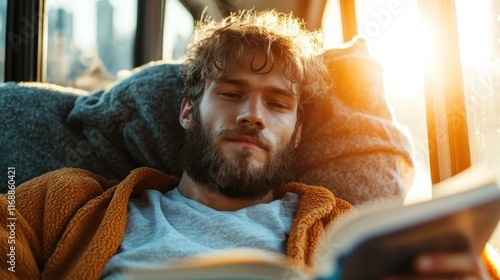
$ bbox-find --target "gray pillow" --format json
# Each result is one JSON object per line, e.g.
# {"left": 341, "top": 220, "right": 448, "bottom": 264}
{"left": 0, "top": 83, "right": 116, "bottom": 192}
{"left": 67, "top": 62, "right": 186, "bottom": 178}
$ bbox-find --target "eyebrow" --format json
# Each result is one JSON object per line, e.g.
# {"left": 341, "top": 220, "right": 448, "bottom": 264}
{"left": 214, "top": 77, "right": 297, "bottom": 100}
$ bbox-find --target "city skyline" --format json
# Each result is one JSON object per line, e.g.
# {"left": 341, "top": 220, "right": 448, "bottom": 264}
{"left": 48, "top": 0, "right": 136, "bottom": 52}
{"left": 46, "top": 0, "right": 135, "bottom": 85}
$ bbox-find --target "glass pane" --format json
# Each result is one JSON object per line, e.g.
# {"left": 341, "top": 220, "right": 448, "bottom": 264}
{"left": 46, "top": 0, "right": 137, "bottom": 90}
{"left": 322, "top": 0, "right": 344, "bottom": 48}
{"left": 353, "top": 0, "right": 431, "bottom": 202}
{"left": 0, "top": 0, "right": 6, "bottom": 82}
{"left": 456, "top": 0, "right": 500, "bottom": 170}
{"left": 455, "top": 0, "right": 500, "bottom": 250}
{"left": 162, "top": 0, "right": 193, "bottom": 61}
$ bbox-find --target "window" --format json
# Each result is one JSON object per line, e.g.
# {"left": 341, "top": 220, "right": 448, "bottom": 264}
{"left": 0, "top": 0, "right": 7, "bottom": 82}
{"left": 322, "top": 0, "right": 344, "bottom": 47}
{"left": 455, "top": 0, "right": 500, "bottom": 251}
{"left": 357, "top": 0, "right": 431, "bottom": 202}
{"left": 45, "top": 0, "right": 137, "bottom": 90}
{"left": 162, "top": 0, "right": 193, "bottom": 61}
{"left": 323, "top": 0, "right": 431, "bottom": 202}
{"left": 455, "top": 0, "right": 500, "bottom": 171}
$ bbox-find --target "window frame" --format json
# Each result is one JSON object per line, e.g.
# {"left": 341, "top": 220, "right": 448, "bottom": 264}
{"left": 418, "top": 0, "right": 471, "bottom": 185}
{"left": 339, "top": 0, "right": 357, "bottom": 42}
{"left": 134, "top": 0, "right": 165, "bottom": 67}
{"left": 4, "top": 0, "right": 46, "bottom": 82}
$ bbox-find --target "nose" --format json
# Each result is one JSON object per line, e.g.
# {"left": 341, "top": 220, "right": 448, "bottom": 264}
{"left": 236, "top": 96, "right": 266, "bottom": 130}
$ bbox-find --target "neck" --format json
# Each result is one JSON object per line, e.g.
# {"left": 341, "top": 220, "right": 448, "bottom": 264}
{"left": 177, "top": 172, "right": 274, "bottom": 211}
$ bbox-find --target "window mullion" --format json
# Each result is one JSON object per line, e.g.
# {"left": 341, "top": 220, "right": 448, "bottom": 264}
{"left": 418, "top": 0, "right": 471, "bottom": 184}
{"left": 134, "top": 0, "right": 165, "bottom": 67}
{"left": 339, "top": 0, "right": 357, "bottom": 42}
{"left": 5, "top": 0, "right": 46, "bottom": 82}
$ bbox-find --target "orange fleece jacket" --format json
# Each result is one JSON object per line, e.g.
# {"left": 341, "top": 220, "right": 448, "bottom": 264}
{"left": 0, "top": 167, "right": 498, "bottom": 279}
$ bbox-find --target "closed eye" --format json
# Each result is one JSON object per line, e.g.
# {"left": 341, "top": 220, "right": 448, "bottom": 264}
{"left": 269, "top": 102, "right": 291, "bottom": 112}
{"left": 219, "top": 92, "right": 241, "bottom": 98}
{"left": 270, "top": 103, "right": 287, "bottom": 108}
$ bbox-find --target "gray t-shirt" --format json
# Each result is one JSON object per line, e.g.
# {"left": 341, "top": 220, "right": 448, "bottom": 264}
{"left": 101, "top": 187, "right": 299, "bottom": 279}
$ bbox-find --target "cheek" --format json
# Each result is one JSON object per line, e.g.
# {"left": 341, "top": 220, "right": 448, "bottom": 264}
{"left": 203, "top": 112, "right": 226, "bottom": 131}
{"left": 268, "top": 115, "right": 298, "bottom": 143}
{"left": 200, "top": 109, "right": 235, "bottom": 134}
{"left": 199, "top": 103, "right": 220, "bottom": 130}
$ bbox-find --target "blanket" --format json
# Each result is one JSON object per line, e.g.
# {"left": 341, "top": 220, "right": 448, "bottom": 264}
{"left": 0, "top": 167, "right": 354, "bottom": 279}
{"left": 1, "top": 168, "right": 499, "bottom": 279}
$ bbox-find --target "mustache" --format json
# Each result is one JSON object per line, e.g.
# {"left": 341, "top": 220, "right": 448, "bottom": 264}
{"left": 216, "top": 127, "right": 272, "bottom": 150}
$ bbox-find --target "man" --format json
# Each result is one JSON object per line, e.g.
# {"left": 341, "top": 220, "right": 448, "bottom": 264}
{"left": 0, "top": 10, "right": 491, "bottom": 280}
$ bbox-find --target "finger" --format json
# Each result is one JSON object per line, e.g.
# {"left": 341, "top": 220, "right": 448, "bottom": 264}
{"left": 413, "top": 252, "right": 479, "bottom": 275}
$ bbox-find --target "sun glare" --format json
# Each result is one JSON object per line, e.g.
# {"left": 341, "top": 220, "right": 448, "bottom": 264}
{"left": 324, "top": 0, "right": 493, "bottom": 96}
{"left": 356, "top": 0, "right": 424, "bottom": 96}
{"left": 322, "top": 0, "right": 495, "bottom": 103}
{"left": 455, "top": 0, "right": 493, "bottom": 66}
{"left": 322, "top": 0, "right": 425, "bottom": 96}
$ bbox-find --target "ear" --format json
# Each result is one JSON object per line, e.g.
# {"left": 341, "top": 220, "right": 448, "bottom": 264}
{"left": 293, "top": 122, "right": 302, "bottom": 149}
{"left": 179, "top": 98, "right": 194, "bottom": 129}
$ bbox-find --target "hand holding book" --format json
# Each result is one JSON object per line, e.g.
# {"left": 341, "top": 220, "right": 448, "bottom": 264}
{"left": 380, "top": 251, "right": 490, "bottom": 280}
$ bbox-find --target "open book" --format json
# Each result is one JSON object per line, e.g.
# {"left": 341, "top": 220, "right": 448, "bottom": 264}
{"left": 123, "top": 167, "right": 500, "bottom": 280}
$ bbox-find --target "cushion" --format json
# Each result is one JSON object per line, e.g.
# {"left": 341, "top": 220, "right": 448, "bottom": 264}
{"left": 0, "top": 37, "right": 414, "bottom": 205}
{"left": 0, "top": 83, "right": 116, "bottom": 189}
{"left": 66, "top": 62, "right": 185, "bottom": 178}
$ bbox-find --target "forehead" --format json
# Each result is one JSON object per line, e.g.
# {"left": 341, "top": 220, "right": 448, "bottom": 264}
{"left": 208, "top": 51, "right": 298, "bottom": 98}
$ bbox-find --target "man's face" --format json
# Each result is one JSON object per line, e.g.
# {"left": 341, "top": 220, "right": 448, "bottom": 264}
{"left": 180, "top": 53, "right": 302, "bottom": 199}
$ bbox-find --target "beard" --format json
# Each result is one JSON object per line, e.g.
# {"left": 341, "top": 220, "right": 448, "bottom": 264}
{"left": 181, "top": 111, "right": 297, "bottom": 200}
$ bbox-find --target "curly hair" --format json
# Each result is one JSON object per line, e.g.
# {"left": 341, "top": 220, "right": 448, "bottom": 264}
{"left": 180, "top": 9, "right": 331, "bottom": 121}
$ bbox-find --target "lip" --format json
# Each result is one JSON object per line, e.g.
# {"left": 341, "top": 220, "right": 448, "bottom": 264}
{"left": 225, "top": 135, "right": 267, "bottom": 150}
